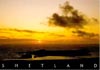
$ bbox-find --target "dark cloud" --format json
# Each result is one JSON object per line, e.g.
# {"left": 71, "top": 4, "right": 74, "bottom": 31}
{"left": 72, "top": 30, "right": 99, "bottom": 38}
{"left": 48, "top": 1, "right": 98, "bottom": 28}
{"left": 49, "top": 13, "right": 67, "bottom": 27}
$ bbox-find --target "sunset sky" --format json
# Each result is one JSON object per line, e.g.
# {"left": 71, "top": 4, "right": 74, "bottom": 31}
{"left": 0, "top": 0, "right": 99, "bottom": 44}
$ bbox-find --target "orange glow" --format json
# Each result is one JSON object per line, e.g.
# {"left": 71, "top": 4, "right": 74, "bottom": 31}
{"left": 0, "top": 0, "right": 99, "bottom": 44}
{"left": 37, "top": 40, "right": 42, "bottom": 44}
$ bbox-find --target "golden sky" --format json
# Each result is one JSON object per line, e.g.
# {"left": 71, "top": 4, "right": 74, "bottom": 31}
{"left": 0, "top": 0, "right": 99, "bottom": 44}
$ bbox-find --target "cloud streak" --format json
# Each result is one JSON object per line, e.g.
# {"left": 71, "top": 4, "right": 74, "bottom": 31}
{"left": 0, "top": 28, "right": 66, "bottom": 39}
{"left": 72, "top": 30, "right": 99, "bottom": 38}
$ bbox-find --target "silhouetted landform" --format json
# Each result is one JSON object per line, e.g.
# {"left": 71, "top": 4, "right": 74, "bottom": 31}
{"left": 17, "top": 47, "right": 98, "bottom": 58}
{"left": 0, "top": 44, "right": 99, "bottom": 60}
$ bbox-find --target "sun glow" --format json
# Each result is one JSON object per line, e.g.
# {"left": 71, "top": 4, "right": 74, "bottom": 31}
{"left": 37, "top": 40, "right": 42, "bottom": 44}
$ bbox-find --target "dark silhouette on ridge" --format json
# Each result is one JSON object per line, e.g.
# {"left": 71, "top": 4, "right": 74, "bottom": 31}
{"left": 17, "top": 48, "right": 91, "bottom": 58}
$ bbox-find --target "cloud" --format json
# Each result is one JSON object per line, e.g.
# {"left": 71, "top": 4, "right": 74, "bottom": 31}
{"left": 72, "top": 30, "right": 99, "bottom": 38}
{"left": 0, "top": 28, "right": 66, "bottom": 39}
{"left": 8, "top": 29, "right": 37, "bottom": 33}
{"left": 0, "top": 28, "right": 43, "bottom": 33}
{"left": 10, "top": 29, "right": 66, "bottom": 37}
{"left": 48, "top": 32, "right": 66, "bottom": 37}
{"left": 48, "top": 1, "right": 98, "bottom": 29}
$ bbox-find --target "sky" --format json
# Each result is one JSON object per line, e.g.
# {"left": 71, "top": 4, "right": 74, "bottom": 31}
{"left": 0, "top": 0, "right": 99, "bottom": 44}
{"left": 0, "top": 0, "right": 99, "bottom": 29}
